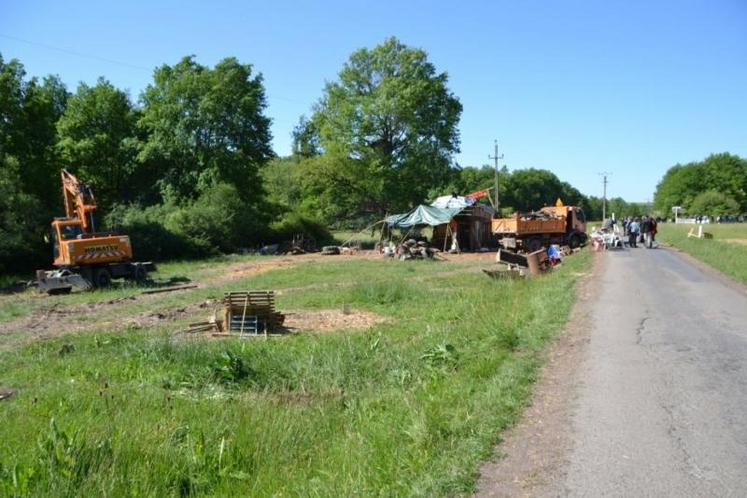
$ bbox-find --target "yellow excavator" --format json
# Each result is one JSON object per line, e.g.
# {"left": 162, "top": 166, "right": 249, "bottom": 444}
{"left": 35, "top": 169, "right": 155, "bottom": 294}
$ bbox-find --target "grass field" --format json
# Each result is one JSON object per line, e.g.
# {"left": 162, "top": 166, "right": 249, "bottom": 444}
{"left": 656, "top": 223, "right": 747, "bottom": 285}
{"left": 0, "top": 250, "right": 591, "bottom": 497}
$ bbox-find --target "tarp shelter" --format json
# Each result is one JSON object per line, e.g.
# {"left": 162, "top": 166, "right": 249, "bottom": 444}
{"left": 385, "top": 197, "right": 496, "bottom": 251}
{"left": 385, "top": 205, "right": 464, "bottom": 228}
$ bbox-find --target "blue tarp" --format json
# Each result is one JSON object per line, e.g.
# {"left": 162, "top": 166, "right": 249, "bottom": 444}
{"left": 385, "top": 205, "right": 465, "bottom": 228}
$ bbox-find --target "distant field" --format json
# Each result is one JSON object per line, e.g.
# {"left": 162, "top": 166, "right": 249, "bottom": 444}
{"left": 0, "top": 250, "right": 591, "bottom": 496}
{"left": 657, "top": 223, "right": 747, "bottom": 285}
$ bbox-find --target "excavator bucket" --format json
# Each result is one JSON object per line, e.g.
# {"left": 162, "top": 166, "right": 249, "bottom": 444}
{"left": 36, "top": 269, "right": 92, "bottom": 294}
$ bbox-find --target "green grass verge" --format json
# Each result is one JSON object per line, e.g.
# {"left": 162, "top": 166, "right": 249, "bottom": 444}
{"left": 0, "top": 251, "right": 591, "bottom": 497}
{"left": 657, "top": 223, "right": 747, "bottom": 285}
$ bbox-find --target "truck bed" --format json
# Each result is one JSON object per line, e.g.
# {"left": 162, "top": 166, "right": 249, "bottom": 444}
{"left": 491, "top": 213, "right": 566, "bottom": 235}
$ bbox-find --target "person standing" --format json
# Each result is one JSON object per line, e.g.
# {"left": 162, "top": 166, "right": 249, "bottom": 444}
{"left": 641, "top": 216, "right": 653, "bottom": 248}
{"left": 628, "top": 218, "right": 640, "bottom": 248}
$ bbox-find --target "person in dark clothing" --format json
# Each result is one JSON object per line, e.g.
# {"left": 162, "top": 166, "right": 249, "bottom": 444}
{"left": 628, "top": 218, "right": 640, "bottom": 248}
{"left": 641, "top": 216, "right": 653, "bottom": 248}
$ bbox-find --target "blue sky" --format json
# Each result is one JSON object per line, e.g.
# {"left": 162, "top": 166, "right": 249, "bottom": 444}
{"left": 1, "top": 0, "right": 745, "bottom": 201}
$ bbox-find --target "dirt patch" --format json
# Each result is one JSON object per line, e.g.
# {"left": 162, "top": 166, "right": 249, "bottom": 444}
{"left": 284, "top": 309, "right": 388, "bottom": 334}
{"left": 722, "top": 238, "right": 747, "bottom": 246}
{"left": 474, "top": 250, "right": 602, "bottom": 497}
{"left": 0, "top": 251, "right": 492, "bottom": 347}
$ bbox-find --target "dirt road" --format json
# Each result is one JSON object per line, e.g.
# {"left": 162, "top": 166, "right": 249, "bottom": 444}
{"left": 477, "top": 247, "right": 747, "bottom": 497}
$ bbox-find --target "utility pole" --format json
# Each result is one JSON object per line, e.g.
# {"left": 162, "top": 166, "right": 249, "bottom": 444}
{"left": 489, "top": 140, "right": 504, "bottom": 215}
{"left": 599, "top": 172, "right": 611, "bottom": 221}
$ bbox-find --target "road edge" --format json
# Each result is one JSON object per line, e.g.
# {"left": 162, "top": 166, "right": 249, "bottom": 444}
{"left": 474, "top": 250, "right": 603, "bottom": 498}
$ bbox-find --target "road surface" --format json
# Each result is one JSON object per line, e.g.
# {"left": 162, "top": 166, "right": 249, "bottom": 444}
{"left": 477, "top": 246, "right": 747, "bottom": 497}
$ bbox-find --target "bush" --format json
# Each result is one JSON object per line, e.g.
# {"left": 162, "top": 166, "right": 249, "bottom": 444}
{"left": 106, "top": 183, "right": 271, "bottom": 260}
{"left": 104, "top": 203, "right": 200, "bottom": 261}
{"left": 268, "top": 211, "right": 333, "bottom": 246}
{"left": 166, "top": 183, "right": 270, "bottom": 253}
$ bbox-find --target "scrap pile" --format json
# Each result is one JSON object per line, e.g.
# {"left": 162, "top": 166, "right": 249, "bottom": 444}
{"left": 398, "top": 239, "right": 438, "bottom": 261}
{"left": 517, "top": 210, "right": 564, "bottom": 221}
{"left": 185, "top": 290, "right": 286, "bottom": 337}
{"left": 484, "top": 245, "right": 572, "bottom": 280}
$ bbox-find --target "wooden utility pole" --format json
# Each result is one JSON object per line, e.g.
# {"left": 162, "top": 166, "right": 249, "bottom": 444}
{"left": 599, "top": 172, "right": 611, "bottom": 221}
{"left": 489, "top": 140, "right": 504, "bottom": 215}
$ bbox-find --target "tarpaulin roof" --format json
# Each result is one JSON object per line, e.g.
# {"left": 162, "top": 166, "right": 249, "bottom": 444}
{"left": 385, "top": 204, "right": 465, "bottom": 228}
{"left": 430, "top": 195, "right": 476, "bottom": 209}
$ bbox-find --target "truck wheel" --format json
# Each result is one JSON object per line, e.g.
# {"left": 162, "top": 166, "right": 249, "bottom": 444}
{"left": 569, "top": 233, "right": 582, "bottom": 249}
{"left": 132, "top": 265, "right": 147, "bottom": 283}
{"left": 93, "top": 268, "right": 112, "bottom": 288}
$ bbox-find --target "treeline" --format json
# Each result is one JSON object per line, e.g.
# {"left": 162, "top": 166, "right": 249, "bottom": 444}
{"left": 1, "top": 38, "right": 628, "bottom": 275}
{"left": 654, "top": 153, "right": 747, "bottom": 217}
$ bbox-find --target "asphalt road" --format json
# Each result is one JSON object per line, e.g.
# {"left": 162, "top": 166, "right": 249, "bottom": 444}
{"left": 555, "top": 247, "right": 747, "bottom": 497}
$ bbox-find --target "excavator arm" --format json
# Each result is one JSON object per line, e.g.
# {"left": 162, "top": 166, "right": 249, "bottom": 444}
{"left": 61, "top": 169, "right": 97, "bottom": 233}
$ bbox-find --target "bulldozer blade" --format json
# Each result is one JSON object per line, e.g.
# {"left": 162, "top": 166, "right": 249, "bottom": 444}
{"left": 36, "top": 269, "right": 92, "bottom": 294}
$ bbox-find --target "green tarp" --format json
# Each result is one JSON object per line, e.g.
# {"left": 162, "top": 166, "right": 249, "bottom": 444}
{"left": 385, "top": 205, "right": 464, "bottom": 228}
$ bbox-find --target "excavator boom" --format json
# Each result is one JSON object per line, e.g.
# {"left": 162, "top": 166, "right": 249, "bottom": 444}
{"left": 61, "top": 169, "right": 97, "bottom": 233}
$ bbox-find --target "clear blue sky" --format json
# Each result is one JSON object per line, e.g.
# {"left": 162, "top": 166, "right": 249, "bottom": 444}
{"left": 2, "top": 0, "right": 745, "bottom": 202}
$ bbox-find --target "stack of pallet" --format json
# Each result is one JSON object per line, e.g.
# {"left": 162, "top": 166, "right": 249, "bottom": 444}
{"left": 222, "top": 290, "right": 285, "bottom": 334}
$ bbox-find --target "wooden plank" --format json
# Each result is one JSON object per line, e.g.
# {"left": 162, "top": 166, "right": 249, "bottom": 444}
{"left": 141, "top": 284, "right": 198, "bottom": 295}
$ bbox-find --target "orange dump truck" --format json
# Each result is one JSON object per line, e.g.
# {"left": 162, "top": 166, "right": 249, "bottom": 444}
{"left": 492, "top": 200, "right": 587, "bottom": 252}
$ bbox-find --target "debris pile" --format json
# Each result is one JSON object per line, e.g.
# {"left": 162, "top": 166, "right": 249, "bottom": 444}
{"left": 486, "top": 245, "right": 574, "bottom": 279}
{"left": 398, "top": 239, "right": 438, "bottom": 261}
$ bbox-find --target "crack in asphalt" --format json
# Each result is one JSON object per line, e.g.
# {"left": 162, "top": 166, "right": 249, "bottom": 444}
{"left": 660, "top": 403, "right": 707, "bottom": 481}
{"left": 635, "top": 316, "right": 650, "bottom": 345}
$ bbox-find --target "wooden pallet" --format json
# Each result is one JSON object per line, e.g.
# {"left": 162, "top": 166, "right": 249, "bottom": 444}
{"left": 222, "top": 291, "right": 285, "bottom": 332}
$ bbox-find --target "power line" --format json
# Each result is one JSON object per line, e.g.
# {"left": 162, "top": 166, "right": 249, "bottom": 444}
{"left": 0, "top": 32, "right": 152, "bottom": 72}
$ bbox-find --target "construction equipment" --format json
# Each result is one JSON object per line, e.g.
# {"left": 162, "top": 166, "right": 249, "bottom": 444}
{"left": 35, "top": 169, "right": 155, "bottom": 294}
{"left": 492, "top": 199, "right": 587, "bottom": 252}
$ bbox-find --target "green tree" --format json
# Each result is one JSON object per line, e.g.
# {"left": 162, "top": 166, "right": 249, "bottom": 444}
{"left": 0, "top": 54, "right": 68, "bottom": 211}
{"left": 304, "top": 37, "right": 462, "bottom": 219}
{"left": 0, "top": 55, "right": 68, "bottom": 272}
{"left": 57, "top": 78, "right": 138, "bottom": 209}
{"left": 503, "top": 168, "right": 565, "bottom": 212}
{"left": 0, "top": 158, "right": 47, "bottom": 273}
{"left": 688, "top": 190, "right": 740, "bottom": 216}
{"left": 654, "top": 153, "right": 747, "bottom": 213}
{"left": 138, "top": 56, "right": 273, "bottom": 203}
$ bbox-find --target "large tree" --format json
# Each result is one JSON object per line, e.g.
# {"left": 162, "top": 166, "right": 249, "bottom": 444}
{"left": 302, "top": 37, "right": 462, "bottom": 219}
{"left": 0, "top": 55, "right": 68, "bottom": 271}
{"left": 654, "top": 153, "right": 747, "bottom": 214}
{"left": 503, "top": 168, "right": 566, "bottom": 212}
{"left": 0, "top": 54, "right": 68, "bottom": 211}
{"left": 138, "top": 56, "right": 273, "bottom": 203}
{"left": 57, "top": 78, "right": 138, "bottom": 209}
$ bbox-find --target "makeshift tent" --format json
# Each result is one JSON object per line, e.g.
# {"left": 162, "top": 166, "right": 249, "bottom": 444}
{"left": 385, "top": 205, "right": 464, "bottom": 228}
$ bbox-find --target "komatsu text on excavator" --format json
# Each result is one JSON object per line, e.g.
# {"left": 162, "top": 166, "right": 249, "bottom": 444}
{"left": 35, "top": 169, "right": 155, "bottom": 294}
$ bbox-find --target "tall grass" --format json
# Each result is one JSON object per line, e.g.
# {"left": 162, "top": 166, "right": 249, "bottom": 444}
{"left": 657, "top": 223, "right": 747, "bottom": 284}
{"left": 0, "top": 251, "right": 591, "bottom": 496}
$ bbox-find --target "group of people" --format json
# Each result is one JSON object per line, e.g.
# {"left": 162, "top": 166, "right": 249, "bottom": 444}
{"left": 621, "top": 215, "right": 658, "bottom": 248}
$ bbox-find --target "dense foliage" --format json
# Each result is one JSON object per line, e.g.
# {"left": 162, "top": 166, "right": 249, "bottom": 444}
{"left": 0, "top": 39, "right": 668, "bottom": 275}
{"left": 654, "top": 153, "right": 747, "bottom": 216}
{"left": 0, "top": 54, "right": 284, "bottom": 274}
